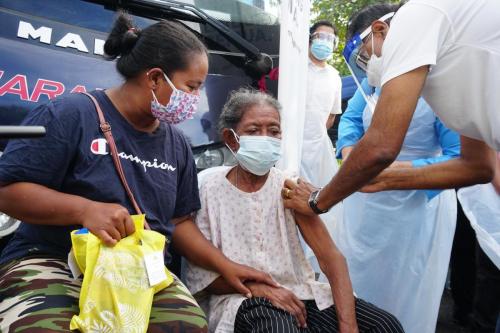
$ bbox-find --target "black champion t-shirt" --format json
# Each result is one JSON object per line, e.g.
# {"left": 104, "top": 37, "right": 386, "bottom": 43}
{"left": 0, "top": 90, "right": 200, "bottom": 265}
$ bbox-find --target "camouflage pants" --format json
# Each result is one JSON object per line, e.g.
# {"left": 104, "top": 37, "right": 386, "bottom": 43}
{"left": 0, "top": 256, "right": 208, "bottom": 333}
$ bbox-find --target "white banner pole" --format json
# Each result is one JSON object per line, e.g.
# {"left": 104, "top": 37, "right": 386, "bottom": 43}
{"left": 276, "top": 0, "right": 311, "bottom": 175}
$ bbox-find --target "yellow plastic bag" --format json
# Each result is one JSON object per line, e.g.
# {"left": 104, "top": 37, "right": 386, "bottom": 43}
{"left": 70, "top": 215, "right": 174, "bottom": 333}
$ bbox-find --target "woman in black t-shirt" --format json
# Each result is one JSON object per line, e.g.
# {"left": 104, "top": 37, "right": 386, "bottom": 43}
{"left": 0, "top": 12, "right": 274, "bottom": 332}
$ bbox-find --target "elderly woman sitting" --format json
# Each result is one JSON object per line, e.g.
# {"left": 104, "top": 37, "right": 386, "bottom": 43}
{"left": 186, "top": 89, "right": 404, "bottom": 333}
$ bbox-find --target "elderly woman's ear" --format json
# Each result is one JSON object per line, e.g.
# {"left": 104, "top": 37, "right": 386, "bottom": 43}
{"left": 222, "top": 128, "right": 239, "bottom": 152}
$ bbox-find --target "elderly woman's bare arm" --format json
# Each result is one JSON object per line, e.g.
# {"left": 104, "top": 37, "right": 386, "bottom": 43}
{"left": 295, "top": 213, "right": 358, "bottom": 333}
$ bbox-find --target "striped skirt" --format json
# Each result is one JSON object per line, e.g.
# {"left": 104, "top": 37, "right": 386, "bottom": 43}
{"left": 234, "top": 297, "right": 405, "bottom": 333}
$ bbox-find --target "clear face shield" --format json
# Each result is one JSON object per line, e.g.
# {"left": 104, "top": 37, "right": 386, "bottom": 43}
{"left": 343, "top": 12, "right": 395, "bottom": 112}
{"left": 311, "top": 31, "right": 339, "bottom": 51}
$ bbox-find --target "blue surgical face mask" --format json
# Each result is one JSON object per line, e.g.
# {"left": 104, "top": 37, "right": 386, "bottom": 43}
{"left": 311, "top": 39, "right": 333, "bottom": 61}
{"left": 226, "top": 129, "right": 282, "bottom": 176}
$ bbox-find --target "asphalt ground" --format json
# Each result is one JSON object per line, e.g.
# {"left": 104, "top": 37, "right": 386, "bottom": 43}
{"left": 437, "top": 288, "right": 471, "bottom": 333}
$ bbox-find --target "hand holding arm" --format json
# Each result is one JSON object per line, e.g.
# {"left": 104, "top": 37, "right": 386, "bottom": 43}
{"left": 204, "top": 278, "right": 308, "bottom": 328}
{"left": 361, "top": 135, "right": 496, "bottom": 193}
{"left": 172, "top": 217, "right": 277, "bottom": 298}
{"left": 284, "top": 67, "right": 427, "bottom": 215}
{"left": 205, "top": 276, "right": 238, "bottom": 295}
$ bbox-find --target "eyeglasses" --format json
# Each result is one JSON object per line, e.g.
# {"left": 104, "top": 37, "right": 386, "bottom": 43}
{"left": 355, "top": 34, "right": 372, "bottom": 71}
{"left": 311, "top": 32, "right": 339, "bottom": 49}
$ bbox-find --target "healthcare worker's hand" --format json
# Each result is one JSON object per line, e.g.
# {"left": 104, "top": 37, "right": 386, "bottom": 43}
{"left": 282, "top": 178, "right": 318, "bottom": 216}
{"left": 80, "top": 201, "right": 135, "bottom": 246}
{"left": 361, "top": 160, "right": 419, "bottom": 193}
{"left": 362, "top": 160, "right": 412, "bottom": 192}
{"left": 361, "top": 159, "right": 414, "bottom": 193}
{"left": 246, "top": 282, "right": 308, "bottom": 329}
{"left": 359, "top": 172, "right": 388, "bottom": 193}
{"left": 389, "top": 161, "right": 412, "bottom": 169}
{"left": 359, "top": 161, "right": 413, "bottom": 193}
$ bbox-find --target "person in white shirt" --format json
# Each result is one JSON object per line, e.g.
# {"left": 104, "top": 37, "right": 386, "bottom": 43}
{"left": 283, "top": 0, "right": 499, "bottom": 240}
{"left": 186, "top": 89, "right": 404, "bottom": 333}
{"left": 282, "top": 1, "right": 500, "bottom": 331}
{"left": 332, "top": 5, "right": 461, "bottom": 333}
{"left": 300, "top": 21, "right": 344, "bottom": 278}
{"left": 301, "top": 20, "right": 342, "bottom": 188}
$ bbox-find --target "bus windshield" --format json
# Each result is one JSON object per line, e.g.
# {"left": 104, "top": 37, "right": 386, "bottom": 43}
{"left": 183, "top": 0, "right": 280, "bottom": 26}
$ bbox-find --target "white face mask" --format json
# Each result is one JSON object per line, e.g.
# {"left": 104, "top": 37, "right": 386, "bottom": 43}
{"left": 226, "top": 129, "right": 282, "bottom": 176}
{"left": 366, "top": 34, "right": 383, "bottom": 88}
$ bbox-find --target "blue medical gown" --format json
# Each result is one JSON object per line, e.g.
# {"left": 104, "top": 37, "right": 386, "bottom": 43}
{"left": 333, "top": 79, "right": 460, "bottom": 333}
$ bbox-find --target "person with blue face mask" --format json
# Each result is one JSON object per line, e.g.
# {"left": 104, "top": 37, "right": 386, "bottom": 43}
{"left": 186, "top": 88, "right": 404, "bottom": 333}
{"left": 306, "top": 20, "right": 341, "bottom": 134}
{"left": 301, "top": 21, "right": 344, "bottom": 279}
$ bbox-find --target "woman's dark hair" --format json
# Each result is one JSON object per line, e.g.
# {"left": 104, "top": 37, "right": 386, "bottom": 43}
{"left": 104, "top": 12, "right": 207, "bottom": 79}
{"left": 218, "top": 88, "right": 281, "bottom": 133}
{"left": 346, "top": 2, "right": 405, "bottom": 40}
{"left": 310, "top": 20, "right": 338, "bottom": 37}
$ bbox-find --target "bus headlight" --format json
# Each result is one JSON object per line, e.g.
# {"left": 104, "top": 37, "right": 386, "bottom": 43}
{"left": 194, "top": 148, "right": 225, "bottom": 170}
{"left": 0, "top": 213, "right": 20, "bottom": 237}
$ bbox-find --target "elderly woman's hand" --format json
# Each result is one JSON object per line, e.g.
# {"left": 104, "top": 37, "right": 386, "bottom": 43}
{"left": 282, "top": 178, "right": 318, "bottom": 216}
{"left": 246, "top": 282, "right": 308, "bottom": 328}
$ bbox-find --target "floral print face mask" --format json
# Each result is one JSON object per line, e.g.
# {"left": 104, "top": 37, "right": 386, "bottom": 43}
{"left": 150, "top": 72, "right": 200, "bottom": 124}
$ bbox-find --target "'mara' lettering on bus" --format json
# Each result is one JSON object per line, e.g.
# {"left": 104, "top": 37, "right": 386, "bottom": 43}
{"left": 17, "top": 21, "right": 105, "bottom": 55}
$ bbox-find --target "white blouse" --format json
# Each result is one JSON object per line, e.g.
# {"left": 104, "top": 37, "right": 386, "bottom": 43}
{"left": 186, "top": 167, "right": 333, "bottom": 332}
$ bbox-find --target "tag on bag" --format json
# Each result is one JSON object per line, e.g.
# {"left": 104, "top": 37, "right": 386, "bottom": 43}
{"left": 144, "top": 251, "right": 167, "bottom": 287}
{"left": 68, "top": 249, "right": 82, "bottom": 279}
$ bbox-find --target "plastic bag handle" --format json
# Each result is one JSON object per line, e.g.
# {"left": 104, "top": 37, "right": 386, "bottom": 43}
{"left": 82, "top": 92, "right": 142, "bottom": 215}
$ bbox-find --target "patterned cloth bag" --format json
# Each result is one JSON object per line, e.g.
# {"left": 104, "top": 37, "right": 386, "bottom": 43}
{"left": 69, "top": 214, "right": 173, "bottom": 333}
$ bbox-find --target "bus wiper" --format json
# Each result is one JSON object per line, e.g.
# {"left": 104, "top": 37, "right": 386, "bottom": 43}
{"left": 92, "top": 0, "right": 273, "bottom": 77}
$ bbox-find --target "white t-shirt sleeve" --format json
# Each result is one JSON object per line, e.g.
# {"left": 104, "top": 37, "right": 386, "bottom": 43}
{"left": 330, "top": 73, "right": 342, "bottom": 115}
{"left": 381, "top": 3, "right": 453, "bottom": 86}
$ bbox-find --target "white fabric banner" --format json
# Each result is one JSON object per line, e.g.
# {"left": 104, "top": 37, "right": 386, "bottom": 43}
{"left": 276, "top": 0, "right": 310, "bottom": 174}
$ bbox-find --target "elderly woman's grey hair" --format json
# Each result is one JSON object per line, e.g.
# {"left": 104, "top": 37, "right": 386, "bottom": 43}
{"left": 218, "top": 88, "right": 282, "bottom": 133}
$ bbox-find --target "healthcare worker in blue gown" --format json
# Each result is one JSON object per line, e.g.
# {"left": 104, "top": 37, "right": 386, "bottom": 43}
{"left": 334, "top": 78, "right": 461, "bottom": 333}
